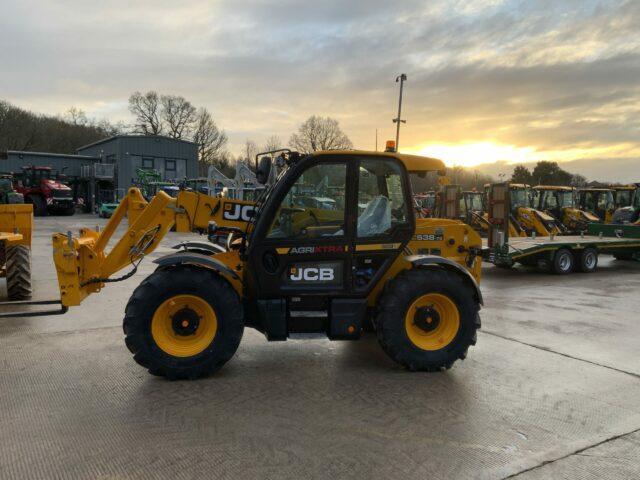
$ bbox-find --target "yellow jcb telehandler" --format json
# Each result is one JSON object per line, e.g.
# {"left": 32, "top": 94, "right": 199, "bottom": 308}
{"left": 37, "top": 149, "right": 484, "bottom": 379}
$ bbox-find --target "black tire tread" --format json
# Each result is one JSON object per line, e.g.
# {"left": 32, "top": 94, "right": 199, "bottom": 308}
{"left": 6, "top": 244, "right": 32, "bottom": 300}
{"left": 374, "top": 268, "right": 481, "bottom": 372}
{"left": 123, "top": 266, "right": 244, "bottom": 380}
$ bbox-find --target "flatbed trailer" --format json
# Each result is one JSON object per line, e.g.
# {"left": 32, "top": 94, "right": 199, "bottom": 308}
{"left": 482, "top": 184, "right": 640, "bottom": 274}
{"left": 483, "top": 223, "right": 640, "bottom": 273}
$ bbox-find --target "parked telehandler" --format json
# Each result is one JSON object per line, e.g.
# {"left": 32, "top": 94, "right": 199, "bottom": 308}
{"left": 48, "top": 148, "right": 483, "bottom": 379}
{"left": 533, "top": 185, "right": 599, "bottom": 233}
{"left": 0, "top": 174, "right": 33, "bottom": 300}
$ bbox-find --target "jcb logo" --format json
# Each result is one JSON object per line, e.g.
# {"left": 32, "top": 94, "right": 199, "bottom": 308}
{"left": 290, "top": 267, "right": 335, "bottom": 282}
{"left": 223, "top": 203, "right": 255, "bottom": 222}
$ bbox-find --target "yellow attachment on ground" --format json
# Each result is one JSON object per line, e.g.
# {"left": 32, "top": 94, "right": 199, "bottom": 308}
{"left": 404, "top": 293, "right": 460, "bottom": 351}
{"left": 0, "top": 204, "right": 33, "bottom": 247}
{"left": 151, "top": 294, "right": 218, "bottom": 357}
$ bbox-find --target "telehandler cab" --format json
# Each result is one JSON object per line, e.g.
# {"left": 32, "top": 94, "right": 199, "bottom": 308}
{"left": 49, "top": 149, "right": 483, "bottom": 379}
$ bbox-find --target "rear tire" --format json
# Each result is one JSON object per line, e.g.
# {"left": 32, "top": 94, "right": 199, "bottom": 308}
{"left": 6, "top": 245, "right": 32, "bottom": 300}
{"left": 375, "top": 268, "right": 481, "bottom": 371}
{"left": 123, "top": 266, "right": 244, "bottom": 380}
{"left": 552, "top": 248, "right": 574, "bottom": 274}
{"left": 577, "top": 248, "right": 598, "bottom": 273}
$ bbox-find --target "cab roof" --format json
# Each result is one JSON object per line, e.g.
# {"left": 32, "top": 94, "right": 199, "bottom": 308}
{"left": 312, "top": 150, "right": 446, "bottom": 173}
{"left": 533, "top": 185, "right": 574, "bottom": 191}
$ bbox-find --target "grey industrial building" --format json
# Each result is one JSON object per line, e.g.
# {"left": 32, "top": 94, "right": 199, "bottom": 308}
{"left": 1, "top": 135, "right": 198, "bottom": 209}
{"left": 76, "top": 135, "right": 198, "bottom": 188}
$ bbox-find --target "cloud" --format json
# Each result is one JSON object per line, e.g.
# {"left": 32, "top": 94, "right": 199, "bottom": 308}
{"left": 0, "top": 0, "right": 638, "bottom": 181}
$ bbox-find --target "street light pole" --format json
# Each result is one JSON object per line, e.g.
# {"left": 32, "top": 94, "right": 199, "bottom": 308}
{"left": 393, "top": 73, "right": 407, "bottom": 150}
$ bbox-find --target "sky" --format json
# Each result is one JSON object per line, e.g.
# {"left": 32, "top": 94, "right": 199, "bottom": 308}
{"left": 1, "top": 0, "right": 639, "bottom": 181}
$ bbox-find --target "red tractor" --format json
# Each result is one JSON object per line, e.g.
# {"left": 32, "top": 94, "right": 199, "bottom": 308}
{"left": 13, "top": 166, "right": 75, "bottom": 216}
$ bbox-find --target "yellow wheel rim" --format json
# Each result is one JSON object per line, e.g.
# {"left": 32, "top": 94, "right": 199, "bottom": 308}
{"left": 151, "top": 294, "right": 218, "bottom": 357}
{"left": 404, "top": 293, "right": 460, "bottom": 351}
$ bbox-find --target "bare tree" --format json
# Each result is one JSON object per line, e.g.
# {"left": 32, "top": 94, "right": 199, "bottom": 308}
{"left": 65, "top": 107, "right": 88, "bottom": 126}
{"left": 244, "top": 140, "right": 258, "bottom": 163}
{"left": 192, "top": 108, "right": 228, "bottom": 176}
{"left": 161, "top": 95, "right": 197, "bottom": 139}
{"left": 262, "top": 134, "right": 282, "bottom": 153}
{"left": 129, "top": 91, "right": 162, "bottom": 135}
{"left": 289, "top": 116, "right": 353, "bottom": 153}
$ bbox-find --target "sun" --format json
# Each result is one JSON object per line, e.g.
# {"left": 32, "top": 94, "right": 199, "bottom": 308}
{"left": 405, "top": 142, "right": 539, "bottom": 168}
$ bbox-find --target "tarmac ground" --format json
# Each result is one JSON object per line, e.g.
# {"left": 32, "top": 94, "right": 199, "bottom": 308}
{"left": 1, "top": 214, "right": 639, "bottom": 479}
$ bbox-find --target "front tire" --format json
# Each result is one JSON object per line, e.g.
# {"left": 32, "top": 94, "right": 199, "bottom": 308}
{"left": 375, "top": 269, "right": 481, "bottom": 371}
{"left": 123, "top": 266, "right": 244, "bottom": 379}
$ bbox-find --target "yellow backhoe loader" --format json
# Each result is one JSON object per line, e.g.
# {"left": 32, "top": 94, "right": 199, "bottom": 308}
{"left": 39, "top": 149, "right": 483, "bottom": 380}
{"left": 508, "top": 184, "right": 562, "bottom": 237}
{"left": 533, "top": 185, "right": 599, "bottom": 233}
{"left": 577, "top": 188, "right": 615, "bottom": 223}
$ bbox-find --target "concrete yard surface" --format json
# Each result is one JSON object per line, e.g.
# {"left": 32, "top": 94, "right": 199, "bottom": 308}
{"left": 1, "top": 214, "right": 639, "bottom": 479}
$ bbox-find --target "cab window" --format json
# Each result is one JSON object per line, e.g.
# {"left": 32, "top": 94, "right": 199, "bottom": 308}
{"left": 267, "top": 163, "right": 346, "bottom": 239}
{"left": 357, "top": 158, "right": 408, "bottom": 238}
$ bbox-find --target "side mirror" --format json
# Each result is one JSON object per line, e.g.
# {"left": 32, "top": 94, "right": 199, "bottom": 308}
{"left": 256, "top": 156, "right": 272, "bottom": 185}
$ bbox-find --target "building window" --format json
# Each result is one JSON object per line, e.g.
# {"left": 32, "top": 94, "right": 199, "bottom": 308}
{"left": 142, "top": 157, "right": 154, "bottom": 169}
{"left": 165, "top": 159, "right": 176, "bottom": 172}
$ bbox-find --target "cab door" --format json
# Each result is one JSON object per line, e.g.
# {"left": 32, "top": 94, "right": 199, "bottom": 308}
{"left": 247, "top": 155, "right": 355, "bottom": 324}
{"left": 351, "top": 156, "right": 414, "bottom": 294}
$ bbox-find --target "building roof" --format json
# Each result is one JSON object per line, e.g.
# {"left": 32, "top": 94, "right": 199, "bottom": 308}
{"left": 76, "top": 134, "right": 199, "bottom": 152}
{"left": 6, "top": 150, "right": 99, "bottom": 160}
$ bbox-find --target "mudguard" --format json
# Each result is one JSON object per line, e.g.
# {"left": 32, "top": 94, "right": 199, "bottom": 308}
{"left": 154, "top": 251, "right": 239, "bottom": 281}
{"left": 405, "top": 255, "right": 483, "bottom": 305}
{"left": 171, "top": 241, "right": 226, "bottom": 255}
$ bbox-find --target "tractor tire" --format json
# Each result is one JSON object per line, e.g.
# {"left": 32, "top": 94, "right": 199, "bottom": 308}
{"left": 552, "top": 248, "right": 574, "bottom": 274}
{"left": 6, "top": 245, "right": 32, "bottom": 300}
{"left": 123, "top": 266, "right": 244, "bottom": 380}
{"left": 577, "top": 248, "right": 598, "bottom": 273}
{"left": 374, "top": 268, "right": 481, "bottom": 372}
{"left": 26, "top": 195, "right": 47, "bottom": 217}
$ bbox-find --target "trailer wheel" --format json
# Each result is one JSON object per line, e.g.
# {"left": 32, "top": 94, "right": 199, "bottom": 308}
{"left": 123, "top": 266, "right": 244, "bottom": 380}
{"left": 577, "top": 248, "right": 598, "bottom": 273}
{"left": 6, "top": 245, "right": 32, "bottom": 300}
{"left": 375, "top": 268, "right": 481, "bottom": 372}
{"left": 552, "top": 248, "right": 574, "bottom": 274}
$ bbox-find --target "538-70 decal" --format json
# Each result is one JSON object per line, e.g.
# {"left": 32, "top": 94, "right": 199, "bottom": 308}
{"left": 222, "top": 202, "right": 255, "bottom": 222}
{"left": 414, "top": 233, "right": 444, "bottom": 241}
